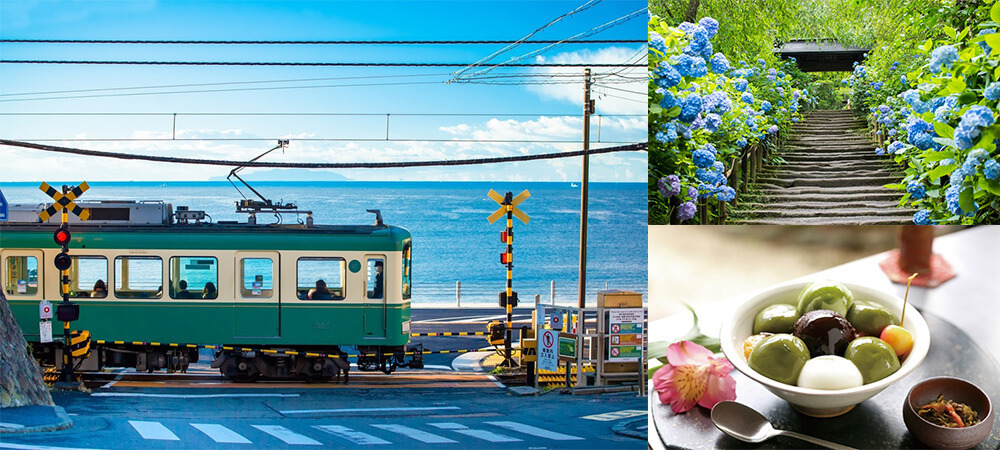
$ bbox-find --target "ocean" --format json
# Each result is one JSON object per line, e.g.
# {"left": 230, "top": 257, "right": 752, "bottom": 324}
{"left": 0, "top": 181, "right": 647, "bottom": 306}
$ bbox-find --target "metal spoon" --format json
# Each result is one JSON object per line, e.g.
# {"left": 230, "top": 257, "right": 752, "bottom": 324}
{"left": 711, "top": 401, "right": 856, "bottom": 450}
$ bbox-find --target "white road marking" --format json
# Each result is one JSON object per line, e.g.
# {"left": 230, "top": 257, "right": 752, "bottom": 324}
{"left": 486, "top": 421, "right": 585, "bottom": 440}
{"left": 128, "top": 420, "right": 180, "bottom": 441}
{"left": 191, "top": 423, "right": 252, "bottom": 444}
{"left": 99, "top": 369, "right": 128, "bottom": 389}
{"left": 313, "top": 425, "right": 391, "bottom": 445}
{"left": 0, "top": 422, "right": 25, "bottom": 430}
{"left": 251, "top": 425, "right": 322, "bottom": 445}
{"left": 421, "top": 364, "right": 454, "bottom": 371}
{"left": 280, "top": 406, "right": 460, "bottom": 414}
{"left": 580, "top": 409, "right": 647, "bottom": 421}
{"left": 428, "top": 422, "right": 522, "bottom": 442}
{"left": 0, "top": 443, "right": 104, "bottom": 450}
{"left": 92, "top": 393, "right": 297, "bottom": 399}
{"left": 370, "top": 424, "right": 458, "bottom": 444}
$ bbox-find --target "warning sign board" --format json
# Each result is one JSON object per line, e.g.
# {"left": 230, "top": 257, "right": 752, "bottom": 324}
{"left": 538, "top": 329, "right": 558, "bottom": 372}
{"left": 39, "top": 301, "right": 53, "bottom": 320}
{"left": 558, "top": 333, "right": 576, "bottom": 361}
{"left": 608, "top": 308, "right": 644, "bottom": 362}
{"left": 39, "top": 321, "right": 52, "bottom": 343}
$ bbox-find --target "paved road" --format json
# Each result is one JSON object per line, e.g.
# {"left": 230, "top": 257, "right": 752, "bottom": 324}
{"left": 1, "top": 386, "right": 645, "bottom": 449}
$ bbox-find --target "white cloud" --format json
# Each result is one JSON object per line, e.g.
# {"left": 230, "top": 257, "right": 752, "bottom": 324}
{"left": 525, "top": 46, "right": 646, "bottom": 115}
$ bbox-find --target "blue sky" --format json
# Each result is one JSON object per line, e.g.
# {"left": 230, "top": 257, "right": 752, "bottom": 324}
{"left": 0, "top": 0, "right": 647, "bottom": 182}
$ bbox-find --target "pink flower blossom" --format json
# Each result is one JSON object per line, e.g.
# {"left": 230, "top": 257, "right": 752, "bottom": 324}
{"left": 652, "top": 340, "right": 736, "bottom": 414}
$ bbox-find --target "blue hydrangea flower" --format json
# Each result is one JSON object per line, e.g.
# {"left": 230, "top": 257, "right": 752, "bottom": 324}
{"left": 692, "top": 148, "right": 716, "bottom": 168}
{"left": 736, "top": 138, "right": 747, "bottom": 148}
{"left": 954, "top": 106, "right": 996, "bottom": 149}
{"left": 876, "top": 147, "right": 886, "bottom": 156}
{"left": 695, "top": 168, "right": 716, "bottom": 183}
{"left": 792, "top": 117, "right": 799, "bottom": 123}
{"left": 689, "top": 56, "right": 708, "bottom": 78}
{"left": 913, "top": 210, "right": 934, "bottom": 225}
{"left": 741, "top": 91, "right": 754, "bottom": 104}
{"left": 698, "top": 17, "right": 719, "bottom": 38}
{"left": 649, "top": 32, "right": 667, "bottom": 55}
{"left": 715, "top": 186, "right": 735, "bottom": 202}
{"left": 702, "top": 91, "right": 732, "bottom": 115}
{"left": 944, "top": 185, "right": 978, "bottom": 216}
{"left": 703, "top": 113, "right": 722, "bottom": 133}
{"left": 658, "top": 175, "right": 681, "bottom": 198}
{"left": 673, "top": 54, "right": 695, "bottom": 77}
{"left": 985, "top": 82, "right": 1000, "bottom": 101}
{"left": 978, "top": 29, "right": 996, "bottom": 55}
{"left": 655, "top": 64, "right": 681, "bottom": 89}
{"left": 878, "top": 105, "right": 891, "bottom": 115}
{"left": 767, "top": 125, "right": 778, "bottom": 134}
{"left": 906, "top": 117, "right": 936, "bottom": 150}
{"left": 890, "top": 62, "right": 900, "bottom": 71}
{"left": 969, "top": 149, "right": 989, "bottom": 162}
{"left": 678, "top": 94, "right": 703, "bottom": 123}
{"left": 733, "top": 78, "right": 749, "bottom": 92}
{"left": 900, "top": 74, "right": 907, "bottom": 85}
{"left": 757, "top": 58, "right": 766, "bottom": 69}
{"left": 710, "top": 52, "right": 730, "bottom": 74}
{"left": 760, "top": 101, "right": 772, "bottom": 112}
{"left": 871, "top": 81, "right": 883, "bottom": 90}
{"left": 676, "top": 201, "right": 696, "bottom": 221}
{"left": 906, "top": 181, "right": 926, "bottom": 199}
{"left": 678, "top": 22, "right": 697, "bottom": 34}
{"left": 677, "top": 123, "right": 692, "bottom": 140}
{"left": 985, "top": 159, "right": 1000, "bottom": 180}
{"left": 888, "top": 141, "right": 907, "bottom": 154}
{"left": 659, "top": 90, "right": 676, "bottom": 109}
{"left": 929, "top": 45, "right": 958, "bottom": 73}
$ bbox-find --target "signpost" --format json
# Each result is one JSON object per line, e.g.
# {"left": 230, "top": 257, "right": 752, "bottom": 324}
{"left": 608, "top": 308, "right": 644, "bottom": 361}
{"left": 39, "top": 182, "right": 90, "bottom": 383}
{"left": 487, "top": 189, "right": 529, "bottom": 367}
{"left": 538, "top": 329, "right": 558, "bottom": 373}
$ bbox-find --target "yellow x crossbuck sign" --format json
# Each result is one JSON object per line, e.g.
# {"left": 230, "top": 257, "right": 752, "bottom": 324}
{"left": 39, "top": 182, "right": 91, "bottom": 222}
{"left": 487, "top": 189, "right": 530, "bottom": 224}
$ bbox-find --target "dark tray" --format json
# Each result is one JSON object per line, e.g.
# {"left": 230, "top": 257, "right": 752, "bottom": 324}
{"left": 650, "top": 310, "right": 1000, "bottom": 449}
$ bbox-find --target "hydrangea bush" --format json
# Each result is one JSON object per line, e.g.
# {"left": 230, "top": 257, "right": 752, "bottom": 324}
{"left": 648, "top": 14, "right": 812, "bottom": 224}
{"left": 848, "top": 2, "right": 1000, "bottom": 224}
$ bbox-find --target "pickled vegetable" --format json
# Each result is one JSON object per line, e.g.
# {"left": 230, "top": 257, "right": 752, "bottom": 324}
{"left": 753, "top": 304, "right": 799, "bottom": 334}
{"left": 846, "top": 301, "right": 898, "bottom": 336}
{"left": 844, "top": 337, "right": 900, "bottom": 384}
{"left": 793, "top": 309, "right": 856, "bottom": 357}
{"left": 796, "top": 280, "right": 854, "bottom": 316}
{"left": 747, "top": 334, "right": 810, "bottom": 385}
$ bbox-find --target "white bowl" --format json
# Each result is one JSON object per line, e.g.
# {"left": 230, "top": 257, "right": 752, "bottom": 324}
{"left": 720, "top": 280, "right": 929, "bottom": 417}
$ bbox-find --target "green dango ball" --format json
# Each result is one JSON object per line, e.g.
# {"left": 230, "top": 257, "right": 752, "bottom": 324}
{"left": 747, "top": 334, "right": 811, "bottom": 385}
{"left": 844, "top": 336, "right": 900, "bottom": 384}
{"left": 797, "top": 280, "right": 854, "bottom": 316}
{"left": 753, "top": 304, "right": 799, "bottom": 334}
{"left": 847, "top": 301, "right": 898, "bottom": 336}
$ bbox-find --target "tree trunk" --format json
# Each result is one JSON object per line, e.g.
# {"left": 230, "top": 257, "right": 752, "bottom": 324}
{"left": 684, "top": 0, "right": 701, "bottom": 22}
{"left": 0, "top": 291, "right": 53, "bottom": 408}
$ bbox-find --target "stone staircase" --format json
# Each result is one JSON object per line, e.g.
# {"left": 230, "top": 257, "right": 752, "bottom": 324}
{"left": 732, "top": 110, "right": 914, "bottom": 225}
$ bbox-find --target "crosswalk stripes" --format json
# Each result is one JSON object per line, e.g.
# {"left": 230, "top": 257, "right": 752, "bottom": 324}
{"left": 251, "top": 425, "right": 323, "bottom": 445}
{"left": 370, "top": 424, "right": 459, "bottom": 444}
{"left": 485, "top": 421, "right": 585, "bottom": 440}
{"left": 127, "top": 419, "right": 584, "bottom": 445}
{"left": 428, "top": 422, "right": 522, "bottom": 442}
{"left": 313, "top": 425, "right": 392, "bottom": 445}
{"left": 128, "top": 420, "right": 180, "bottom": 441}
{"left": 191, "top": 423, "right": 252, "bottom": 444}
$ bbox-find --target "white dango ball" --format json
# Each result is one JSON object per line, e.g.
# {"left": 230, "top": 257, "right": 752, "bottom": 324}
{"left": 796, "top": 355, "right": 863, "bottom": 390}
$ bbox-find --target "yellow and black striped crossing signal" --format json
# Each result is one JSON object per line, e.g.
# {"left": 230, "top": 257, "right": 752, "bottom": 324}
{"left": 39, "top": 181, "right": 91, "bottom": 222}
{"left": 487, "top": 189, "right": 529, "bottom": 367}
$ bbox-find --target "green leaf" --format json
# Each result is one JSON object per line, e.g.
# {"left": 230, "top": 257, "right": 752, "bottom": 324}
{"left": 992, "top": 2, "right": 1000, "bottom": 24}
{"left": 650, "top": 105, "right": 663, "bottom": 115}
{"left": 947, "top": 78, "right": 966, "bottom": 94}
{"left": 958, "top": 91, "right": 979, "bottom": 105}
{"left": 926, "top": 188, "right": 941, "bottom": 198}
{"left": 932, "top": 137, "right": 956, "bottom": 148}
{"left": 958, "top": 187, "right": 974, "bottom": 214}
{"left": 986, "top": 34, "right": 1000, "bottom": 56}
{"left": 923, "top": 38, "right": 934, "bottom": 53}
{"left": 957, "top": 27, "right": 970, "bottom": 42}
{"left": 932, "top": 122, "right": 955, "bottom": 139}
{"left": 943, "top": 26, "right": 956, "bottom": 39}
{"left": 980, "top": 178, "right": 1000, "bottom": 196}
{"left": 927, "top": 163, "right": 957, "bottom": 181}
{"left": 884, "top": 183, "right": 905, "bottom": 189}
{"left": 924, "top": 150, "right": 955, "bottom": 162}
{"left": 667, "top": 106, "right": 681, "bottom": 118}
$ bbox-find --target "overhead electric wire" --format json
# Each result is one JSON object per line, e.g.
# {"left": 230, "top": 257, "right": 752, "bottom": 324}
{"left": 0, "top": 139, "right": 647, "bottom": 168}
{"left": 0, "top": 112, "right": 645, "bottom": 117}
{"left": 0, "top": 60, "right": 644, "bottom": 67}
{"left": 0, "top": 39, "right": 644, "bottom": 45}
{"left": 6, "top": 138, "right": 637, "bottom": 144}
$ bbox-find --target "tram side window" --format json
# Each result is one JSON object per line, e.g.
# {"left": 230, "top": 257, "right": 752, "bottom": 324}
{"left": 4, "top": 256, "right": 38, "bottom": 296}
{"left": 71, "top": 256, "right": 108, "bottom": 298}
{"left": 170, "top": 257, "right": 218, "bottom": 299}
{"left": 367, "top": 257, "right": 385, "bottom": 299}
{"left": 114, "top": 256, "right": 163, "bottom": 299}
{"left": 240, "top": 258, "right": 273, "bottom": 298}
{"left": 297, "top": 257, "right": 345, "bottom": 300}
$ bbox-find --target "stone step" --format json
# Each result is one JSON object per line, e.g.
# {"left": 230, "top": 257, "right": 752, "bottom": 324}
{"left": 760, "top": 169, "right": 897, "bottom": 178}
{"left": 772, "top": 162, "right": 889, "bottom": 170}
{"left": 751, "top": 184, "right": 900, "bottom": 196}
{"left": 781, "top": 155, "right": 884, "bottom": 163}
{"left": 754, "top": 176, "right": 899, "bottom": 188}
{"left": 735, "top": 216, "right": 913, "bottom": 225}
{"left": 736, "top": 200, "right": 901, "bottom": 210}
{"left": 749, "top": 193, "right": 903, "bottom": 204}
{"left": 729, "top": 208, "right": 915, "bottom": 219}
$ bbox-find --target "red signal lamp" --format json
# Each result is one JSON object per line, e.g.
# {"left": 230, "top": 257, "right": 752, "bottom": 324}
{"left": 54, "top": 227, "right": 71, "bottom": 247}
{"left": 500, "top": 253, "right": 512, "bottom": 264}
{"left": 500, "top": 231, "right": 509, "bottom": 243}
{"left": 54, "top": 252, "right": 72, "bottom": 271}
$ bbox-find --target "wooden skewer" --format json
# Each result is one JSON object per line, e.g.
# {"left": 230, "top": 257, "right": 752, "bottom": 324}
{"left": 901, "top": 272, "right": 918, "bottom": 324}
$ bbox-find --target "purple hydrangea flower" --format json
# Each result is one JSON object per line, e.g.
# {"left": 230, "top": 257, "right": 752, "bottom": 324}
{"left": 676, "top": 201, "right": 696, "bottom": 221}
{"left": 767, "top": 125, "right": 779, "bottom": 134}
{"left": 658, "top": 175, "right": 681, "bottom": 198}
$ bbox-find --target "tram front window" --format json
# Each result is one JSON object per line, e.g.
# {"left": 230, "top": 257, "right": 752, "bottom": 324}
{"left": 114, "top": 256, "right": 163, "bottom": 299}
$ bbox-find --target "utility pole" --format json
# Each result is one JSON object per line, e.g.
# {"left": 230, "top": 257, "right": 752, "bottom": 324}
{"left": 578, "top": 68, "right": 594, "bottom": 309}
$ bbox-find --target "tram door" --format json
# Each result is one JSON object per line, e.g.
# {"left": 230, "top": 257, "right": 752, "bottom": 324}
{"left": 363, "top": 256, "right": 386, "bottom": 338}
{"left": 234, "top": 252, "right": 280, "bottom": 338}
